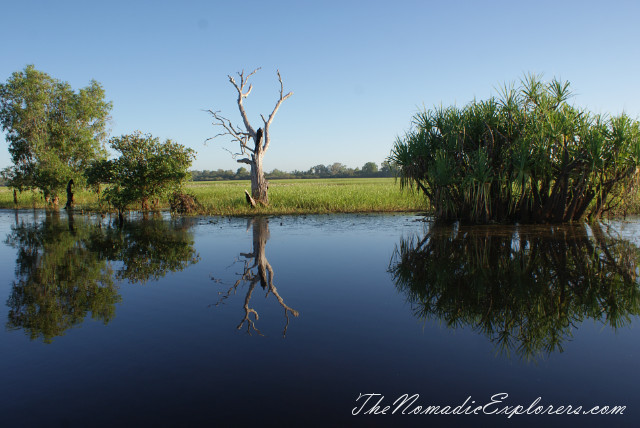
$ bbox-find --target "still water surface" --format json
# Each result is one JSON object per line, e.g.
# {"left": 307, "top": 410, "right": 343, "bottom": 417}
{"left": 0, "top": 210, "right": 639, "bottom": 427}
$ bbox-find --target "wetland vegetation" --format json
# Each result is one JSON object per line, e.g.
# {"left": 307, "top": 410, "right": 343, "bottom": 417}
{"left": 0, "top": 177, "right": 426, "bottom": 215}
{"left": 391, "top": 76, "right": 640, "bottom": 223}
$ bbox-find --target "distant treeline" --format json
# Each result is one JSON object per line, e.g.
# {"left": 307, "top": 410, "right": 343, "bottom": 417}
{"left": 0, "top": 162, "right": 393, "bottom": 186}
{"left": 190, "top": 161, "right": 393, "bottom": 181}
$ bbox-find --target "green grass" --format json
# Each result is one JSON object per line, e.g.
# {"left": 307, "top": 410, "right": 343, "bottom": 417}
{"left": 0, "top": 177, "right": 427, "bottom": 215}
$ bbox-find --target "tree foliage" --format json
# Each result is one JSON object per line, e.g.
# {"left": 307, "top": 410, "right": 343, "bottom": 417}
{"left": 189, "top": 161, "right": 392, "bottom": 181}
{"left": 0, "top": 65, "right": 112, "bottom": 203}
{"left": 86, "top": 131, "right": 195, "bottom": 213}
{"left": 390, "top": 75, "right": 640, "bottom": 223}
{"left": 361, "top": 161, "right": 379, "bottom": 176}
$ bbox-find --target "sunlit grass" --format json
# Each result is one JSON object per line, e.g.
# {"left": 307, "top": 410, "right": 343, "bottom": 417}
{"left": 0, "top": 178, "right": 427, "bottom": 215}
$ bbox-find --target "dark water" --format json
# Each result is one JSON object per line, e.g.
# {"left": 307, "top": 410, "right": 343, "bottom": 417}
{"left": 1, "top": 210, "right": 639, "bottom": 427}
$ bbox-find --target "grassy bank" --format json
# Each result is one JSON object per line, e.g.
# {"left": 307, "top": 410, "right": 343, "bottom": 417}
{"left": 0, "top": 177, "right": 427, "bottom": 215}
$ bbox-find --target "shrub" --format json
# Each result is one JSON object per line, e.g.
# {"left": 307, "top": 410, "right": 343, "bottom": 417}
{"left": 169, "top": 191, "right": 200, "bottom": 214}
{"left": 86, "top": 131, "right": 195, "bottom": 218}
{"left": 389, "top": 75, "right": 640, "bottom": 223}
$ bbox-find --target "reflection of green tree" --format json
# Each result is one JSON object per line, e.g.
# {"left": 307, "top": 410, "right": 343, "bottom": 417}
{"left": 389, "top": 223, "right": 640, "bottom": 360}
{"left": 87, "top": 217, "right": 200, "bottom": 284}
{"left": 5, "top": 213, "right": 199, "bottom": 343}
{"left": 5, "top": 212, "right": 119, "bottom": 343}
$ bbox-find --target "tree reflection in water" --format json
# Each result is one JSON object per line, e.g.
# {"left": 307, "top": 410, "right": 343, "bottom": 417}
{"left": 389, "top": 222, "right": 640, "bottom": 360}
{"left": 5, "top": 212, "right": 199, "bottom": 343}
{"left": 86, "top": 215, "right": 200, "bottom": 284}
{"left": 213, "top": 217, "right": 298, "bottom": 337}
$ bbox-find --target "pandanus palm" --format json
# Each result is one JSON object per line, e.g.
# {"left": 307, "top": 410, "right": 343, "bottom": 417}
{"left": 390, "top": 75, "right": 640, "bottom": 223}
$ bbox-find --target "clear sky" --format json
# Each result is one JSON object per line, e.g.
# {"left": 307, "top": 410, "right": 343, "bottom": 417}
{"left": 1, "top": 0, "right": 639, "bottom": 172}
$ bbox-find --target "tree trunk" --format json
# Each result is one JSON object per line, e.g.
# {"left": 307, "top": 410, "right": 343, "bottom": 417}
{"left": 67, "top": 210, "right": 75, "bottom": 233}
{"left": 208, "top": 70, "right": 291, "bottom": 208}
{"left": 65, "top": 179, "right": 74, "bottom": 210}
{"left": 251, "top": 153, "right": 269, "bottom": 205}
{"left": 252, "top": 217, "right": 270, "bottom": 287}
{"left": 244, "top": 190, "right": 256, "bottom": 208}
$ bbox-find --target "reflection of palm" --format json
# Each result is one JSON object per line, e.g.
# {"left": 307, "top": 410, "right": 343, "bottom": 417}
{"left": 389, "top": 223, "right": 640, "bottom": 360}
{"left": 215, "top": 218, "right": 298, "bottom": 337}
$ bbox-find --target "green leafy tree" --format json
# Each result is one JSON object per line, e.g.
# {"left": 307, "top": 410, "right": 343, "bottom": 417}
{"left": 361, "top": 162, "right": 379, "bottom": 176}
{"left": 309, "top": 164, "right": 329, "bottom": 176}
{"left": 329, "top": 162, "right": 347, "bottom": 176}
{"left": 235, "top": 167, "right": 250, "bottom": 179}
{"left": 87, "top": 132, "right": 195, "bottom": 219}
{"left": 379, "top": 161, "right": 393, "bottom": 177}
{"left": 0, "top": 65, "right": 112, "bottom": 205}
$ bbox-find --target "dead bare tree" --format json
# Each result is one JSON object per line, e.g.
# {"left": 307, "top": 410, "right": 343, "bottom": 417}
{"left": 207, "top": 68, "right": 293, "bottom": 206}
{"left": 212, "top": 217, "right": 298, "bottom": 336}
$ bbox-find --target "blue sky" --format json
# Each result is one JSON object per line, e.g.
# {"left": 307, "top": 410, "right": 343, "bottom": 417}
{"left": 1, "top": 0, "right": 639, "bottom": 172}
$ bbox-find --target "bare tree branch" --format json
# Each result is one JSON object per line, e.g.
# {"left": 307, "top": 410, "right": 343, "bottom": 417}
{"left": 206, "top": 68, "right": 292, "bottom": 206}
{"left": 244, "top": 190, "right": 257, "bottom": 208}
{"left": 211, "top": 218, "right": 298, "bottom": 337}
{"left": 221, "top": 147, "right": 245, "bottom": 160}
{"left": 237, "top": 282, "right": 263, "bottom": 335}
{"left": 264, "top": 262, "right": 299, "bottom": 337}
{"left": 205, "top": 110, "right": 255, "bottom": 157}
{"left": 263, "top": 70, "right": 293, "bottom": 152}
{"left": 228, "top": 68, "right": 261, "bottom": 138}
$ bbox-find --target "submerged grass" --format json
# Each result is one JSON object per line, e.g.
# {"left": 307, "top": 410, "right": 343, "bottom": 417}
{"left": 0, "top": 178, "right": 427, "bottom": 215}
